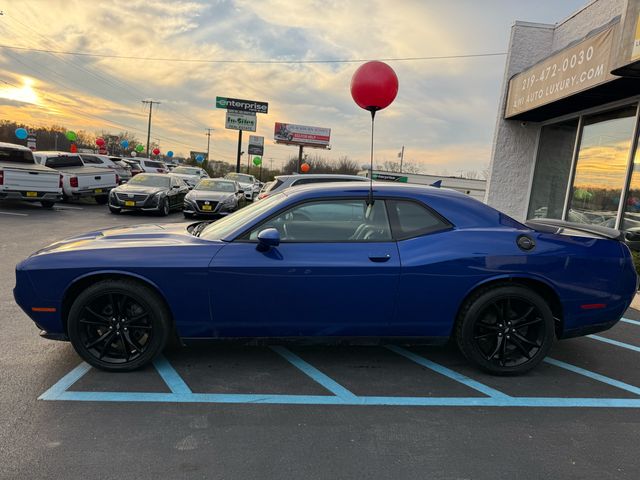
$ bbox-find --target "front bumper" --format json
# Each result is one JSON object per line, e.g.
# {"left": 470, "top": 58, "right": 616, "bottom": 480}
{"left": 109, "top": 192, "right": 162, "bottom": 211}
{"left": 0, "top": 190, "right": 62, "bottom": 202}
{"left": 184, "top": 199, "right": 235, "bottom": 216}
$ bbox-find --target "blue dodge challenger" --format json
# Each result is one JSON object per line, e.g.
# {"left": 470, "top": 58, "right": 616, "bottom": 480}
{"left": 14, "top": 183, "right": 638, "bottom": 375}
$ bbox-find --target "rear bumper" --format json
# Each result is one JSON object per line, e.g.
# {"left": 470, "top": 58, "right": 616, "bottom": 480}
{"left": 68, "top": 187, "right": 114, "bottom": 198}
{"left": 0, "top": 191, "right": 62, "bottom": 202}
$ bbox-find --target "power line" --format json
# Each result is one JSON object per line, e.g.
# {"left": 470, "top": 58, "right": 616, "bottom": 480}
{"left": 0, "top": 43, "right": 507, "bottom": 64}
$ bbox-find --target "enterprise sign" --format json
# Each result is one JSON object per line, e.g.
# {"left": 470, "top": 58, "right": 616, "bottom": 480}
{"left": 216, "top": 96, "right": 269, "bottom": 114}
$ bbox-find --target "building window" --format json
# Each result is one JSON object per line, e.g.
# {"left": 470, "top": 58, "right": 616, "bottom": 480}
{"left": 568, "top": 106, "right": 637, "bottom": 227}
{"left": 528, "top": 119, "right": 579, "bottom": 219}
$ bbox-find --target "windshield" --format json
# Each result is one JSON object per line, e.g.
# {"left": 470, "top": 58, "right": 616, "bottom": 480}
{"left": 173, "top": 167, "right": 201, "bottom": 175}
{"left": 0, "top": 147, "right": 35, "bottom": 164}
{"left": 44, "top": 155, "right": 84, "bottom": 168}
{"left": 127, "top": 174, "right": 170, "bottom": 188}
{"left": 199, "top": 193, "right": 285, "bottom": 240}
{"left": 225, "top": 173, "right": 254, "bottom": 184}
{"left": 196, "top": 179, "right": 236, "bottom": 192}
{"left": 143, "top": 160, "right": 165, "bottom": 168}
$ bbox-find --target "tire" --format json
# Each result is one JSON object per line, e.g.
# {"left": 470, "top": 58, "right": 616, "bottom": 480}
{"left": 157, "top": 198, "right": 170, "bottom": 216}
{"left": 67, "top": 279, "right": 171, "bottom": 371}
{"left": 109, "top": 206, "right": 121, "bottom": 214}
{"left": 183, "top": 212, "right": 193, "bottom": 219}
{"left": 41, "top": 201, "right": 55, "bottom": 209}
{"left": 95, "top": 196, "right": 108, "bottom": 205}
{"left": 455, "top": 284, "right": 554, "bottom": 375}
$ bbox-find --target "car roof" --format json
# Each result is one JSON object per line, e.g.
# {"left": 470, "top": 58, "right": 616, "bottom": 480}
{"left": 0, "top": 141, "right": 32, "bottom": 151}
{"left": 282, "top": 180, "right": 462, "bottom": 198}
{"left": 33, "top": 151, "right": 81, "bottom": 156}
{"left": 135, "top": 172, "right": 166, "bottom": 177}
{"left": 276, "top": 174, "right": 367, "bottom": 181}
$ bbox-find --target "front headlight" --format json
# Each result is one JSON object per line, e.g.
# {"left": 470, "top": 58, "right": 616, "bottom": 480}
{"left": 221, "top": 196, "right": 234, "bottom": 205}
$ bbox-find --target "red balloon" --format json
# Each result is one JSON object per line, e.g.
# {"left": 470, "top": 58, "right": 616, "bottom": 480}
{"left": 95, "top": 137, "right": 105, "bottom": 146}
{"left": 70, "top": 143, "right": 77, "bottom": 153}
{"left": 300, "top": 163, "right": 310, "bottom": 173}
{"left": 152, "top": 148, "right": 160, "bottom": 155}
{"left": 350, "top": 61, "right": 398, "bottom": 112}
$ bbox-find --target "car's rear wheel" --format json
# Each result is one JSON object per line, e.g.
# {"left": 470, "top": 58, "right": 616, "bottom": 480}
{"left": 41, "top": 201, "right": 55, "bottom": 209}
{"left": 456, "top": 285, "right": 554, "bottom": 375}
{"left": 67, "top": 279, "right": 171, "bottom": 371}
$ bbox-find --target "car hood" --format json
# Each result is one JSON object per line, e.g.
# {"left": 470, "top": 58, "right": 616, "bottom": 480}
{"left": 113, "top": 183, "right": 166, "bottom": 195}
{"left": 187, "top": 190, "right": 234, "bottom": 201}
{"left": 32, "top": 223, "right": 218, "bottom": 255}
{"left": 171, "top": 173, "right": 199, "bottom": 180}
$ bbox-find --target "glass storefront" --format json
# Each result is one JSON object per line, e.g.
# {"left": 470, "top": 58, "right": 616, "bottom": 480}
{"left": 528, "top": 102, "right": 640, "bottom": 231}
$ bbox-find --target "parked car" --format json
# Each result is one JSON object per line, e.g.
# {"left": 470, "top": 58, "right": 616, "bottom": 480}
{"left": 0, "top": 142, "right": 62, "bottom": 208}
{"left": 170, "top": 166, "right": 209, "bottom": 188}
{"left": 183, "top": 178, "right": 244, "bottom": 218}
{"left": 79, "top": 154, "right": 131, "bottom": 183}
{"left": 257, "top": 174, "right": 369, "bottom": 200}
{"left": 14, "top": 182, "right": 637, "bottom": 373}
{"left": 224, "top": 172, "right": 259, "bottom": 200}
{"left": 33, "top": 151, "right": 118, "bottom": 204}
{"left": 137, "top": 159, "right": 168, "bottom": 174}
{"left": 121, "top": 158, "right": 143, "bottom": 177}
{"left": 108, "top": 172, "right": 189, "bottom": 216}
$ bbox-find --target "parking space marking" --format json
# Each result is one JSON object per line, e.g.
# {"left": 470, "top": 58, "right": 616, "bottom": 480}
{"left": 153, "top": 355, "right": 193, "bottom": 394}
{"left": 544, "top": 358, "right": 640, "bottom": 396}
{"left": 385, "top": 345, "right": 510, "bottom": 399}
{"left": 621, "top": 318, "right": 640, "bottom": 326}
{"left": 588, "top": 335, "right": 640, "bottom": 353}
{"left": 54, "top": 206, "right": 84, "bottom": 210}
{"left": 38, "top": 362, "right": 92, "bottom": 400}
{"left": 270, "top": 346, "right": 357, "bottom": 399}
{"left": 0, "top": 211, "right": 28, "bottom": 216}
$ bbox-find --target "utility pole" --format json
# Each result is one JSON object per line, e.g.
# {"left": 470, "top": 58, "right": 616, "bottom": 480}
{"left": 236, "top": 130, "right": 243, "bottom": 173}
{"left": 205, "top": 128, "right": 213, "bottom": 161}
{"left": 142, "top": 100, "right": 160, "bottom": 158}
{"left": 399, "top": 145, "right": 405, "bottom": 173}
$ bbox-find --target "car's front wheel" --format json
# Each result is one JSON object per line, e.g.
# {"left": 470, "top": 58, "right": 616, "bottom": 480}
{"left": 158, "top": 198, "right": 170, "bottom": 216}
{"left": 109, "top": 206, "right": 121, "bottom": 214}
{"left": 67, "top": 279, "right": 171, "bottom": 371}
{"left": 456, "top": 284, "right": 554, "bottom": 375}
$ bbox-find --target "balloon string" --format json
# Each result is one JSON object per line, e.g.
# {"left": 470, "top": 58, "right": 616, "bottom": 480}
{"left": 368, "top": 110, "right": 375, "bottom": 205}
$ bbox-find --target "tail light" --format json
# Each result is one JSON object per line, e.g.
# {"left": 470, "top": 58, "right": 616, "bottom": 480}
{"left": 0, "top": 171, "right": 3, "bottom": 185}
{"left": 70, "top": 176, "right": 78, "bottom": 188}
{"left": 59, "top": 175, "right": 63, "bottom": 188}
{"left": 258, "top": 193, "right": 269, "bottom": 200}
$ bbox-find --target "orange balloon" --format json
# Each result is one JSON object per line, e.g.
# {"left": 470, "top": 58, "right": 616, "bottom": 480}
{"left": 300, "top": 163, "right": 310, "bottom": 173}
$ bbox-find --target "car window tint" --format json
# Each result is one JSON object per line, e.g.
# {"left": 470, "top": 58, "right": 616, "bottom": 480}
{"left": 388, "top": 200, "right": 451, "bottom": 239}
{"left": 80, "top": 155, "right": 102, "bottom": 164}
{"left": 247, "top": 199, "right": 392, "bottom": 242}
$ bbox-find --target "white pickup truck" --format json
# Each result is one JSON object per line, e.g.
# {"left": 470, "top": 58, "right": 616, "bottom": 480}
{"left": 0, "top": 142, "right": 62, "bottom": 208}
{"left": 34, "top": 151, "right": 118, "bottom": 204}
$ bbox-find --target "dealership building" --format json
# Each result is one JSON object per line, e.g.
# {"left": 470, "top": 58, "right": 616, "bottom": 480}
{"left": 486, "top": 0, "right": 640, "bottom": 231}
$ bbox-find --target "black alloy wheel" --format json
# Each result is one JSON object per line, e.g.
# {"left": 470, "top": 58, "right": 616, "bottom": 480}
{"left": 456, "top": 285, "right": 554, "bottom": 375}
{"left": 158, "top": 197, "right": 170, "bottom": 216}
{"left": 67, "top": 279, "right": 171, "bottom": 371}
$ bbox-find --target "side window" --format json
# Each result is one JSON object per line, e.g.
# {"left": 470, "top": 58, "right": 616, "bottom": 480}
{"left": 245, "top": 199, "right": 392, "bottom": 242}
{"left": 292, "top": 178, "right": 326, "bottom": 186}
{"left": 81, "top": 155, "right": 101, "bottom": 164}
{"left": 388, "top": 200, "right": 451, "bottom": 239}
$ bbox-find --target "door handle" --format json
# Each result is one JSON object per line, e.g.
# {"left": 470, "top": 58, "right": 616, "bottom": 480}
{"left": 368, "top": 254, "right": 391, "bottom": 263}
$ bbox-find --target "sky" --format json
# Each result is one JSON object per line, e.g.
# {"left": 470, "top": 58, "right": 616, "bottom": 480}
{"left": 0, "top": 0, "right": 587, "bottom": 174}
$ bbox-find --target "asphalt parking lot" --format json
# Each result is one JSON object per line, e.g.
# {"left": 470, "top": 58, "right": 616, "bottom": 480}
{"left": 1, "top": 199, "right": 640, "bottom": 479}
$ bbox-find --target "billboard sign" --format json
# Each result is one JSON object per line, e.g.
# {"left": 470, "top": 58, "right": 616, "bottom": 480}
{"left": 274, "top": 122, "right": 331, "bottom": 148}
{"left": 216, "top": 96, "right": 268, "bottom": 114}
{"left": 612, "top": 0, "right": 640, "bottom": 76}
{"left": 225, "top": 111, "right": 257, "bottom": 132}
{"left": 248, "top": 135, "right": 264, "bottom": 156}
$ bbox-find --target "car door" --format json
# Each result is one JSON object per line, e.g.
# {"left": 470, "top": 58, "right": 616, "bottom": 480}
{"left": 208, "top": 198, "right": 401, "bottom": 337}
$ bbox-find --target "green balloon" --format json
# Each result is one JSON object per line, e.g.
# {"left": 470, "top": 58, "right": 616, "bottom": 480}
{"left": 253, "top": 156, "right": 262, "bottom": 166}
{"left": 65, "top": 131, "right": 77, "bottom": 141}
{"left": 135, "top": 144, "right": 144, "bottom": 153}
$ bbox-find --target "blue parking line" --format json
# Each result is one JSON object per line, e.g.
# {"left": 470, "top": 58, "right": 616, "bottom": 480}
{"left": 385, "top": 345, "right": 510, "bottom": 399}
{"left": 153, "top": 355, "right": 192, "bottom": 394}
{"left": 41, "top": 390, "right": 640, "bottom": 408}
{"left": 544, "top": 358, "right": 640, "bottom": 396}
{"left": 38, "top": 362, "right": 91, "bottom": 400}
{"left": 269, "top": 346, "right": 357, "bottom": 399}
{"left": 621, "top": 317, "right": 640, "bottom": 326}
{"left": 588, "top": 335, "right": 640, "bottom": 353}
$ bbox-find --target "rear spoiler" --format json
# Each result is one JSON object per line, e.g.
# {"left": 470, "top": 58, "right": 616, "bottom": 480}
{"left": 525, "top": 218, "right": 625, "bottom": 241}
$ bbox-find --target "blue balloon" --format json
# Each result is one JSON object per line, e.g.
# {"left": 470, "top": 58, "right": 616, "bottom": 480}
{"left": 15, "top": 128, "right": 28, "bottom": 140}
{"left": 195, "top": 154, "right": 204, "bottom": 163}
{"left": 166, "top": 150, "right": 174, "bottom": 158}
{"left": 120, "top": 139, "right": 129, "bottom": 148}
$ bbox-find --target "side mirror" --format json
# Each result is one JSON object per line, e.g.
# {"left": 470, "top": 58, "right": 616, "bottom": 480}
{"left": 256, "top": 228, "right": 280, "bottom": 251}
